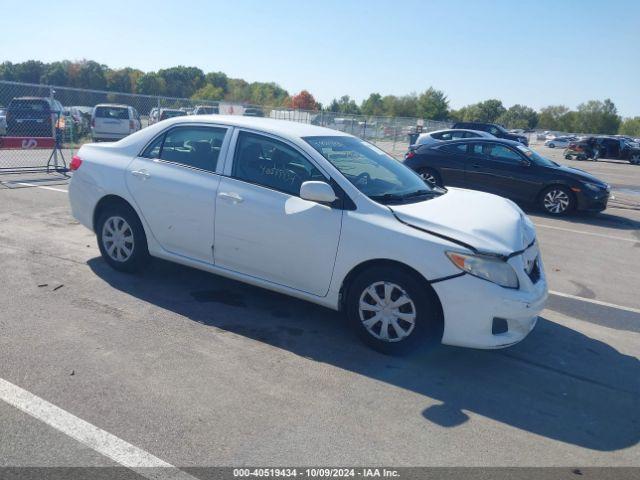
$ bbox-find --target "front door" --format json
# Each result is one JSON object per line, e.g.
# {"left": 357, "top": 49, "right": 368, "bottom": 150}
{"left": 465, "top": 142, "right": 540, "bottom": 202}
{"left": 213, "top": 131, "right": 343, "bottom": 296}
{"left": 126, "top": 125, "right": 229, "bottom": 264}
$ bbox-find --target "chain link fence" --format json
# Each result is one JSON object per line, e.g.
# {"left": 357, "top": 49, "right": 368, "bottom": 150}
{"left": 0, "top": 80, "right": 451, "bottom": 173}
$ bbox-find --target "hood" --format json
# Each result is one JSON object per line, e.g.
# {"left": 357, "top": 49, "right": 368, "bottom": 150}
{"left": 552, "top": 164, "right": 607, "bottom": 185}
{"left": 389, "top": 188, "right": 534, "bottom": 256}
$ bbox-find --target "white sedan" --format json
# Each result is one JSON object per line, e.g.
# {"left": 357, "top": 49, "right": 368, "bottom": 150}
{"left": 68, "top": 116, "right": 547, "bottom": 354}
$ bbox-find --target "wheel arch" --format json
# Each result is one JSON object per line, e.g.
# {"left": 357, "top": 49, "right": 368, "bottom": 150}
{"left": 338, "top": 259, "right": 444, "bottom": 335}
{"left": 92, "top": 194, "right": 140, "bottom": 232}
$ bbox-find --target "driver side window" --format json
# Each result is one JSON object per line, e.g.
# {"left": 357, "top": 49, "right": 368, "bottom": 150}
{"left": 232, "top": 132, "right": 325, "bottom": 196}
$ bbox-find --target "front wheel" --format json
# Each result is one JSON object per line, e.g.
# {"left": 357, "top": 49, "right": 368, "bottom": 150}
{"left": 540, "top": 185, "right": 574, "bottom": 216}
{"left": 630, "top": 153, "right": 640, "bottom": 165}
{"left": 548, "top": 143, "right": 555, "bottom": 148}
{"left": 96, "top": 206, "right": 150, "bottom": 272}
{"left": 346, "top": 266, "right": 442, "bottom": 355}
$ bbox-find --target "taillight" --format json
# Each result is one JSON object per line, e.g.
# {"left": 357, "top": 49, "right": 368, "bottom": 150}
{"left": 129, "top": 120, "right": 134, "bottom": 130}
{"left": 70, "top": 155, "right": 82, "bottom": 171}
{"left": 405, "top": 150, "right": 416, "bottom": 159}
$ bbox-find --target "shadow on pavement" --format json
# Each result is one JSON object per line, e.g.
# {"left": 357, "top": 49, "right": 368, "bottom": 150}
{"left": 88, "top": 257, "right": 640, "bottom": 452}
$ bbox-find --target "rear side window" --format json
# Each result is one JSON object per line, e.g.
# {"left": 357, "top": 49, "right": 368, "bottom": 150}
{"left": 438, "top": 143, "right": 468, "bottom": 154}
{"left": 9, "top": 99, "right": 50, "bottom": 112}
{"left": 95, "top": 106, "right": 129, "bottom": 119}
{"left": 145, "top": 126, "right": 227, "bottom": 172}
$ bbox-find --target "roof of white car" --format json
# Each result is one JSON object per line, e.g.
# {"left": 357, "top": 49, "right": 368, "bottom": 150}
{"left": 163, "top": 115, "right": 350, "bottom": 139}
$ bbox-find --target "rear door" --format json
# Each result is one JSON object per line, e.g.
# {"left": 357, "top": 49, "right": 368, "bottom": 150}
{"left": 465, "top": 142, "right": 540, "bottom": 202}
{"left": 94, "top": 106, "right": 130, "bottom": 136}
{"left": 427, "top": 142, "right": 469, "bottom": 187}
{"left": 125, "top": 124, "right": 230, "bottom": 263}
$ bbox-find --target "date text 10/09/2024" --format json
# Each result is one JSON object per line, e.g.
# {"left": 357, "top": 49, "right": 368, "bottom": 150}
{"left": 233, "top": 468, "right": 400, "bottom": 478}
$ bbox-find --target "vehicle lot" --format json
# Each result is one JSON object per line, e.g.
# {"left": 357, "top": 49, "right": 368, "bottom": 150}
{"left": 0, "top": 143, "right": 639, "bottom": 471}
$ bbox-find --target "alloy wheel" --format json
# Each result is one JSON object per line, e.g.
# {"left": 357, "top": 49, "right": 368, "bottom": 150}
{"left": 631, "top": 154, "right": 640, "bottom": 165}
{"left": 420, "top": 171, "right": 437, "bottom": 185}
{"left": 102, "top": 216, "right": 135, "bottom": 262}
{"left": 543, "top": 189, "right": 570, "bottom": 214}
{"left": 358, "top": 281, "right": 416, "bottom": 342}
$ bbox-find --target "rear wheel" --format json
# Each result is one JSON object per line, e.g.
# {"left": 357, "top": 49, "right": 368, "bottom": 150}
{"left": 417, "top": 168, "right": 442, "bottom": 187}
{"left": 346, "top": 266, "right": 442, "bottom": 355}
{"left": 96, "top": 205, "right": 150, "bottom": 272}
{"left": 540, "top": 185, "right": 574, "bottom": 216}
{"left": 548, "top": 143, "right": 555, "bottom": 148}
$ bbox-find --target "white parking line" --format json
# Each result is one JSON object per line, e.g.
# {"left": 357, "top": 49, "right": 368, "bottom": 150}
{"left": 0, "top": 378, "right": 198, "bottom": 480}
{"left": 535, "top": 223, "right": 637, "bottom": 243}
{"left": 549, "top": 290, "right": 640, "bottom": 315}
{"left": 13, "top": 182, "right": 68, "bottom": 193}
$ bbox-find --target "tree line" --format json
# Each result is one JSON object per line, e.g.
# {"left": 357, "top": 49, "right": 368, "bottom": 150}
{"left": 1, "top": 59, "right": 638, "bottom": 136}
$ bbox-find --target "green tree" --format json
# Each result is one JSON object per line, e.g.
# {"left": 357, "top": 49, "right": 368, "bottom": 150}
{"left": 619, "top": 117, "right": 640, "bottom": 137}
{"left": 361, "top": 93, "right": 385, "bottom": 116}
{"left": 538, "top": 105, "right": 570, "bottom": 130}
{"left": 205, "top": 71, "right": 229, "bottom": 94}
{"left": 496, "top": 104, "right": 538, "bottom": 129}
{"left": 158, "top": 66, "right": 205, "bottom": 97}
{"left": 135, "top": 72, "right": 166, "bottom": 95}
{"left": 13, "top": 60, "right": 46, "bottom": 83}
{"left": 40, "top": 61, "right": 71, "bottom": 86}
{"left": 416, "top": 87, "right": 449, "bottom": 120}
{"left": 69, "top": 60, "right": 107, "bottom": 90}
{"left": 191, "top": 84, "right": 224, "bottom": 101}
{"left": 574, "top": 99, "right": 621, "bottom": 134}
{"left": 462, "top": 99, "right": 506, "bottom": 123}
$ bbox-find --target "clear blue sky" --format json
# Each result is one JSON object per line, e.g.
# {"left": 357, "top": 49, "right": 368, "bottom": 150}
{"left": 2, "top": 0, "right": 639, "bottom": 116}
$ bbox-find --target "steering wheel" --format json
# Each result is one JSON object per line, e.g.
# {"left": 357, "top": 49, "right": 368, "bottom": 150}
{"left": 355, "top": 172, "right": 370, "bottom": 186}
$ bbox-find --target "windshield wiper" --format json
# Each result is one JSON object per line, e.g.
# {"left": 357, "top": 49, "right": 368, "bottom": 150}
{"left": 370, "top": 189, "right": 437, "bottom": 204}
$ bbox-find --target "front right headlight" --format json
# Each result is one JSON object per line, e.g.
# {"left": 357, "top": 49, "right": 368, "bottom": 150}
{"left": 446, "top": 251, "right": 519, "bottom": 289}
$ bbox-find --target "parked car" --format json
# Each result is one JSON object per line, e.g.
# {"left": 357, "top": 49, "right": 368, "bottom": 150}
{"left": 193, "top": 105, "right": 220, "bottom": 115}
{"left": 158, "top": 108, "right": 185, "bottom": 121}
{"left": 403, "top": 138, "right": 610, "bottom": 215}
{"left": 0, "top": 107, "right": 6, "bottom": 135}
{"left": 68, "top": 116, "right": 547, "bottom": 354}
{"left": 452, "top": 122, "right": 529, "bottom": 146}
{"left": 243, "top": 107, "right": 264, "bottom": 117}
{"left": 91, "top": 104, "right": 141, "bottom": 142}
{"left": 544, "top": 136, "right": 576, "bottom": 148}
{"left": 412, "top": 129, "right": 494, "bottom": 148}
{"left": 6, "top": 97, "right": 63, "bottom": 137}
{"left": 578, "top": 136, "right": 640, "bottom": 164}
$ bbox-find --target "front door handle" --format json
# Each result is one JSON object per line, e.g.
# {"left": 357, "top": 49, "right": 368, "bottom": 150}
{"left": 131, "top": 169, "right": 150, "bottom": 179}
{"left": 218, "top": 191, "right": 244, "bottom": 203}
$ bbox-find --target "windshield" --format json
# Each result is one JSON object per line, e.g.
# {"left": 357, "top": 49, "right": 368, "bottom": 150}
{"left": 516, "top": 145, "right": 558, "bottom": 167}
{"left": 304, "top": 136, "right": 438, "bottom": 204}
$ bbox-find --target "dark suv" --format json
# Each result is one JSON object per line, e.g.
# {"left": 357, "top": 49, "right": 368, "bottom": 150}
{"left": 567, "top": 136, "right": 640, "bottom": 164}
{"left": 452, "top": 121, "right": 528, "bottom": 146}
{"left": 6, "top": 97, "right": 64, "bottom": 137}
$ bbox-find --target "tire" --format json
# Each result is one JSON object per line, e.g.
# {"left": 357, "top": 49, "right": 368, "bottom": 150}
{"left": 96, "top": 205, "right": 150, "bottom": 273}
{"left": 417, "top": 168, "right": 442, "bottom": 187}
{"left": 564, "top": 154, "right": 572, "bottom": 160}
{"left": 345, "top": 265, "right": 442, "bottom": 355}
{"left": 548, "top": 143, "right": 555, "bottom": 148}
{"left": 630, "top": 154, "right": 640, "bottom": 165}
{"left": 539, "top": 185, "right": 575, "bottom": 216}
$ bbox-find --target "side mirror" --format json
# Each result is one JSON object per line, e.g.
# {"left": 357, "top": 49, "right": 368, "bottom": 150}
{"left": 300, "top": 181, "right": 337, "bottom": 204}
{"left": 519, "top": 159, "right": 531, "bottom": 167}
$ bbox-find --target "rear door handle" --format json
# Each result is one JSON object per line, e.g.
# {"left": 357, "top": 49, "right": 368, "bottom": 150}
{"left": 131, "top": 169, "right": 150, "bottom": 179}
{"left": 218, "top": 192, "right": 244, "bottom": 203}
